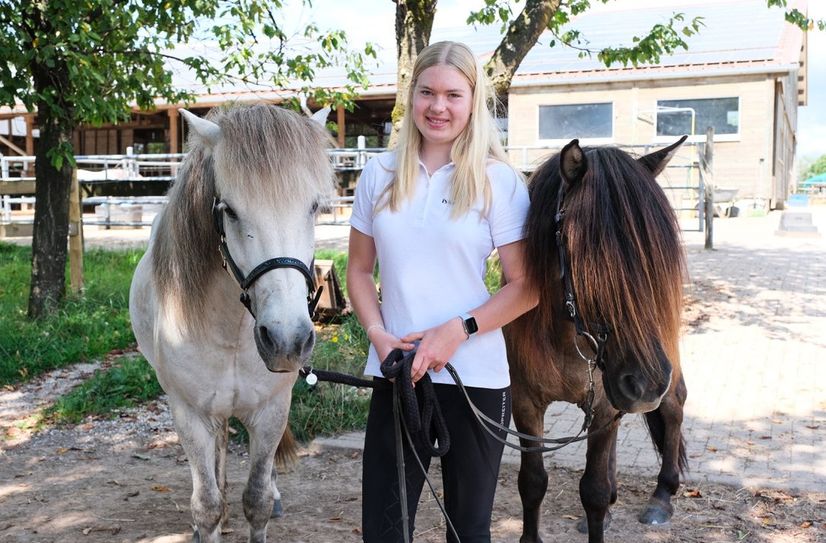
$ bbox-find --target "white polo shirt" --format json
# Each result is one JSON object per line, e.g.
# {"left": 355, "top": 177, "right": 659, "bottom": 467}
{"left": 350, "top": 151, "right": 529, "bottom": 388}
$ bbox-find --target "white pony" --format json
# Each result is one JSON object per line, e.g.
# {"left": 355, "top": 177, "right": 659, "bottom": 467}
{"left": 129, "top": 104, "right": 333, "bottom": 543}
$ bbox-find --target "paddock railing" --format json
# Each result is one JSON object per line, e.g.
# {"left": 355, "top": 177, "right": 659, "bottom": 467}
{"left": 0, "top": 140, "right": 713, "bottom": 233}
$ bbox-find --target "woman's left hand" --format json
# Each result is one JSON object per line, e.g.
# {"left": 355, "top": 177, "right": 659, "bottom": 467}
{"left": 401, "top": 317, "right": 467, "bottom": 383}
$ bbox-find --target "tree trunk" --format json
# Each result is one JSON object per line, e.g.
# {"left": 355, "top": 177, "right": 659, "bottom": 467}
{"left": 27, "top": 105, "right": 74, "bottom": 319}
{"left": 484, "top": 0, "right": 560, "bottom": 97}
{"left": 389, "top": 0, "right": 437, "bottom": 146}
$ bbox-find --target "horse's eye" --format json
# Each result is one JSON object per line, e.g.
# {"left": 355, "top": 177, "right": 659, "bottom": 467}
{"left": 224, "top": 205, "right": 238, "bottom": 221}
{"left": 310, "top": 201, "right": 319, "bottom": 214}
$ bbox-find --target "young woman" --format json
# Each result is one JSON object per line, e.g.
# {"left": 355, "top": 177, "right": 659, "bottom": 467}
{"left": 347, "top": 40, "right": 537, "bottom": 542}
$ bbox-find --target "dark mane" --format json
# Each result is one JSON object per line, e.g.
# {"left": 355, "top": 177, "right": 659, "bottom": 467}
{"left": 524, "top": 146, "right": 685, "bottom": 378}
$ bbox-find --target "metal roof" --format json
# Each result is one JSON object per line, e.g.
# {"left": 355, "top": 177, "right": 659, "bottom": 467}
{"left": 0, "top": 0, "right": 805, "bottom": 115}
{"left": 430, "top": 0, "right": 802, "bottom": 84}
{"left": 163, "top": 0, "right": 805, "bottom": 100}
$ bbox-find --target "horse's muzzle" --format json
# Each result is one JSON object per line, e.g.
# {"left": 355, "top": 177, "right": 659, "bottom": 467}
{"left": 254, "top": 321, "right": 315, "bottom": 372}
{"left": 602, "top": 347, "right": 672, "bottom": 414}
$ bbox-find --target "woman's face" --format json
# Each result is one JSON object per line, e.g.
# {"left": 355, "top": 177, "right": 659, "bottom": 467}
{"left": 412, "top": 64, "right": 473, "bottom": 150}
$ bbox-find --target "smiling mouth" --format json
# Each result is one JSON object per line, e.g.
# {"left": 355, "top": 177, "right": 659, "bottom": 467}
{"left": 426, "top": 116, "right": 448, "bottom": 127}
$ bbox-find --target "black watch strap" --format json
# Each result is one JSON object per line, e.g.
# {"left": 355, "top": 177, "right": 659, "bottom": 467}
{"left": 460, "top": 312, "right": 478, "bottom": 337}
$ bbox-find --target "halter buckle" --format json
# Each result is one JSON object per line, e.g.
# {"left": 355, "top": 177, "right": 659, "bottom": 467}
{"left": 565, "top": 300, "right": 576, "bottom": 319}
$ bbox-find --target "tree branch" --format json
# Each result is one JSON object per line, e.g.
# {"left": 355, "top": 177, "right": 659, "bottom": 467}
{"left": 484, "top": 0, "right": 561, "bottom": 97}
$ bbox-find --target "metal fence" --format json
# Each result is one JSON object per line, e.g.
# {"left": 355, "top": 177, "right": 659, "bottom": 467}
{"left": 1, "top": 141, "right": 711, "bottom": 232}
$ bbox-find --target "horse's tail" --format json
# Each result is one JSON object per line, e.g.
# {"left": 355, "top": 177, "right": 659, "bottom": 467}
{"left": 643, "top": 409, "right": 688, "bottom": 475}
{"left": 275, "top": 425, "right": 299, "bottom": 468}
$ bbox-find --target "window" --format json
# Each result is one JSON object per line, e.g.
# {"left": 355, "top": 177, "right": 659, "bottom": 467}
{"left": 538, "top": 103, "right": 612, "bottom": 140}
{"left": 656, "top": 98, "right": 739, "bottom": 137}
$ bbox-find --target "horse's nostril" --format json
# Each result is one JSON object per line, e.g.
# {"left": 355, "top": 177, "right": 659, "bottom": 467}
{"left": 619, "top": 373, "right": 645, "bottom": 401}
{"left": 259, "top": 325, "right": 274, "bottom": 349}
{"left": 301, "top": 328, "right": 315, "bottom": 356}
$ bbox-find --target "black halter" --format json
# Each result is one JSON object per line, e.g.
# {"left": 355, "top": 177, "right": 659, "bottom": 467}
{"left": 554, "top": 180, "right": 611, "bottom": 424}
{"left": 212, "top": 197, "right": 324, "bottom": 318}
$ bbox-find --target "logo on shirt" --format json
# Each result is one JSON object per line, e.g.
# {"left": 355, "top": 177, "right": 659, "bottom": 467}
{"left": 441, "top": 198, "right": 454, "bottom": 205}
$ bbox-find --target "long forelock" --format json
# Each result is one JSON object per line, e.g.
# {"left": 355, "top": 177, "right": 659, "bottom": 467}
{"left": 212, "top": 104, "right": 334, "bottom": 209}
{"left": 524, "top": 148, "right": 684, "bottom": 379}
{"left": 567, "top": 148, "right": 684, "bottom": 377}
{"left": 151, "top": 104, "right": 334, "bottom": 336}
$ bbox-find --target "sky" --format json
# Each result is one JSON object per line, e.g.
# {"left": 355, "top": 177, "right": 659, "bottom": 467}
{"left": 281, "top": 0, "right": 824, "bottom": 161}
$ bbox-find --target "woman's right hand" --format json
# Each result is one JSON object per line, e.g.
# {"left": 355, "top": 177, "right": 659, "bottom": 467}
{"left": 369, "top": 327, "right": 416, "bottom": 363}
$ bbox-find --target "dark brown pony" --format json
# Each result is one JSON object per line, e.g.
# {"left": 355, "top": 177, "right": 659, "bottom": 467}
{"left": 505, "top": 138, "right": 689, "bottom": 543}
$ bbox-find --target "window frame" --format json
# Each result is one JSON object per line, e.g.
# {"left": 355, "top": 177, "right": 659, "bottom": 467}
{"left": 536, "top": 102, "right": 615, "bottom": 145}
{"left": 653, "top": 96, "right": 741, "bottom": 143}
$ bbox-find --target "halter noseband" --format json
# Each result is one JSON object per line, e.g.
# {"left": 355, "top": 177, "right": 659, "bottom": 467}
{"left": 212, "top": 197, "right": 324, "bottom": 317}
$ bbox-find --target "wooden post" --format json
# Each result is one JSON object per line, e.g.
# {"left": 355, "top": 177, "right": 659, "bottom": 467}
{"left": 168, "top": 108, "right": 180, "bottom": 176}
{"left": 168, "top": 108, "right": 179, "bottom": 154}
{"left": 702, "top": 127, "right": 715, "bottom": 250}
{"left": 68, "top": 167, "right": 84, "bottom": 293}
{"left": 25, "top": 115, "right": 34, "bottom": 176}
{"left": 336, "top": 106, "right": 345, "bottom": 148}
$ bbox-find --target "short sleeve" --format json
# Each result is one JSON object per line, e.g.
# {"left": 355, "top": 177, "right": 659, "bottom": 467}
{"left": 349, "top": 156, "right": 381, "bottom": 237}
{"left": 487, "top": 162, "right": 530, "bottom": 247}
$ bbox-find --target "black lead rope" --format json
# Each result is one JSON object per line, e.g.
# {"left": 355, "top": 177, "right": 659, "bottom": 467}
{"left": 299, "top": 350, "right": 455, "bottom": 543}
{"left": 299, "top": 348, "right": 621, "bottom": 542}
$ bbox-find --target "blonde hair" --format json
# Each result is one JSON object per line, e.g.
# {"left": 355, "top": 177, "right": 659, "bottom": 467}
{"left": 382, "top": 41, "right": 510, "bottom": 218}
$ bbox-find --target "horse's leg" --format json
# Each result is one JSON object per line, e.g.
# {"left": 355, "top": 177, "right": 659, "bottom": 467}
{"left": 512, "top": 393, "right": 549, "bottom": 543}
{"left": 216, "top": 420, "right": 229, "bottom": 533}
{"left": 639, "top": 373, "right": 688, "bottom": 525}
{"left": 270, "top": 424, "right": 297, "bottom": 518}
{"left": 575, "top": 423, "right": 618, "bottom": 535}
{"left": 242, "top": 407, "right": 289, "bottom": 543}
{"left": 270, "top": 462, "right": 283, "bottom": 518}
{"left": 169, "top": 400, "right": 224, "bottom": 543}
{"left": 578, "top": 412, "right": 621, "bottom": 543}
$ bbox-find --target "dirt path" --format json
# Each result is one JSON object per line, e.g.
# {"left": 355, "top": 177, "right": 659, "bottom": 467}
{"left": 1, "top": 362, "right": 824, "bottom": 543}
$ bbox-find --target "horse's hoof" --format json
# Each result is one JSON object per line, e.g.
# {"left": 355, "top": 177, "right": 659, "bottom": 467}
{"left": 575, "top": 510, "right": 612, "bottom": 534}
{"left": 271, "top": 498, "right": 283, "bottom": 518}
{"left": 639, "top": 504, "right": 672, "bottom": 525}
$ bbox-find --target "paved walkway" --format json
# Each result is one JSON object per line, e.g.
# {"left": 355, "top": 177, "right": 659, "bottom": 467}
{"left": 320, "top": 206, "right": 826, "bottom": 493}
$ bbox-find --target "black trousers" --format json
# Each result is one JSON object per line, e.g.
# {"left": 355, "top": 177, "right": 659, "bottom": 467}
{"left": 361, "top": 379, "right": 512, "bottom": 543}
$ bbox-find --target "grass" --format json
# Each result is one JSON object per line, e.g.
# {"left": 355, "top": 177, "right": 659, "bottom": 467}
{"left": 46, "top": 312, "right": 371, "bottom": 441}
{"left": 1, "top": 242, "right": 370, "bottom": 441}
{"left": 289, "top": 312, "right": 371, "bottom": 442}
{"left": 0, "top": 243, "right": 143, "bottom": 385}
{"left": 3, "top": 243, "right": 501, "bottom": 442}
{"left": 44, "top": 354, "right": 163, "bottom": 424}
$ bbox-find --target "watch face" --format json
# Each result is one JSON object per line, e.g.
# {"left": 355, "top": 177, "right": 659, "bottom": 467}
{"left": 465, "top": 316, "right": 479, "bottom": 335}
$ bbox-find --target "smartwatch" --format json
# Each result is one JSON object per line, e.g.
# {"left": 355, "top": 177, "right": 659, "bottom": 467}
{"left": 460, "top": 312, "right": 478, "bottom": 337}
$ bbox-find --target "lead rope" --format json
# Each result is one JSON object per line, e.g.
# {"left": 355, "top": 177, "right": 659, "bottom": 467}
{"left": 300, "top": 352, "right": 458, "bottom": 542}
{"left": 392, "top": 383, "right": 411, "bottom": 543}
{"left": 299, "top": 348, "right": 619, "bottom": 542}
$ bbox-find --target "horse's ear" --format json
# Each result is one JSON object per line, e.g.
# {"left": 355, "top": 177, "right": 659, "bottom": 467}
{"left": 638, "top": 135, "right": 688, "bottom": 177}
{"left": 560, "top": 139, "right": 587, "bottom": 188}
{"left": 181, "top": 109, "right": 222, "bottom": 149}
{"left": 309, "top": 107, "right": 331, "bottom": 127}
